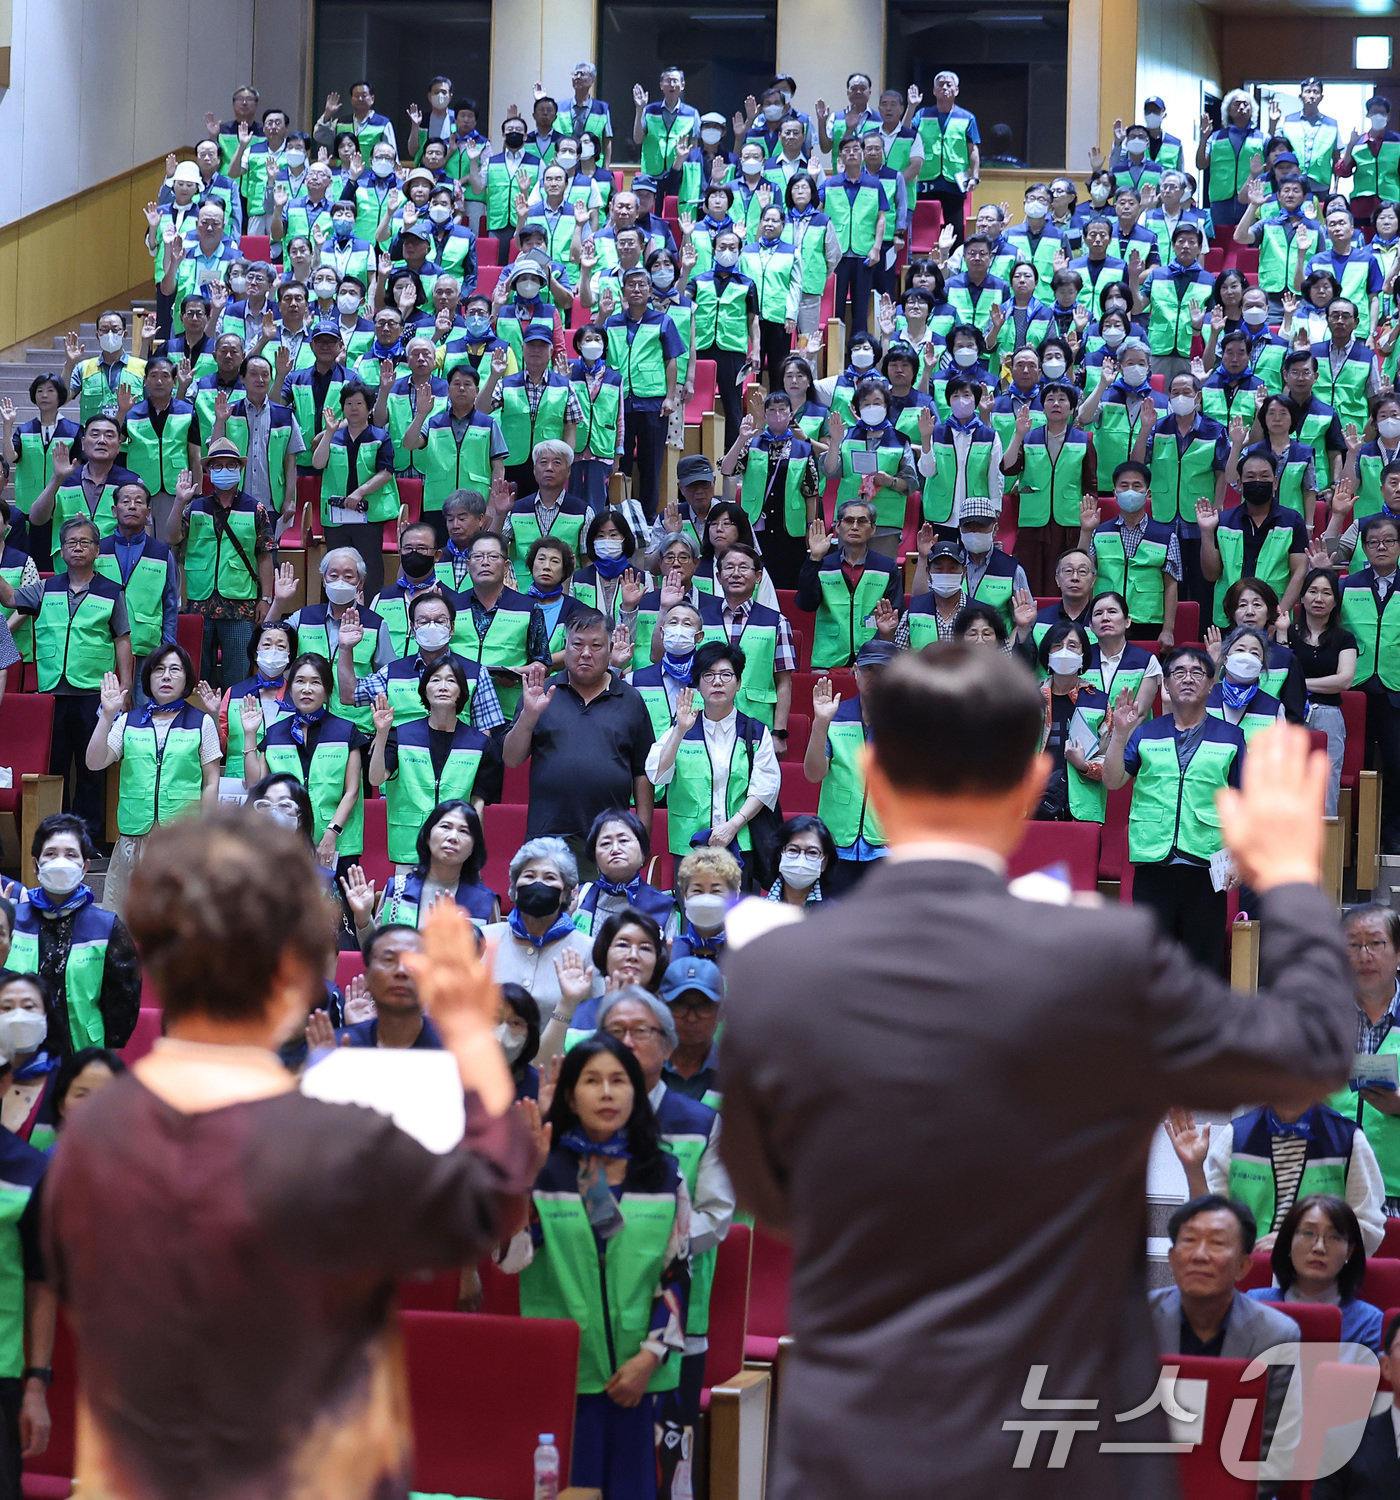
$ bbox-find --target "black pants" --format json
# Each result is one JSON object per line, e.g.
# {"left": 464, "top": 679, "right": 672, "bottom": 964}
{"left": 757, "top": 319, "right": 791, "bottom": 387}
{"left": 1178, "top": 535, "right": 1212, "bottom": 617}
{"left": 324, "top": 521, "right": 385, "bottom": 603}
{"left": 698, "top": 346, "right": 746, "bottom": 450}
{"left": 1132, "top": 860, "right": 1228, "bottom": 975}
{"left": 654, "top": 1349, "right": 706, "bottom": 1500}
{"left": 621, "top": 404, "right": 667, "bottom": 521}
{"left": 24, "top": 517, "right": 53, "bottom": 574}
{"left": 833, "top": 257, "right": 875, "bottom": 335}
{"left": 0, "top": 1376, "right": 21, "bottom": 1500}
{"left": 823, "top": 855, "right": 880, "bottom": 898}
{"left": 918, "top": 184, "right": 968, "bottom": 247}
{"left": 1363, "top": 689, "right": 1400, "bottom": 853}
{"left": 756, "top": 514, "right": 810, "bottom": 590}
{"left": 51, "top": 692, "right": 104, "bottom": 845}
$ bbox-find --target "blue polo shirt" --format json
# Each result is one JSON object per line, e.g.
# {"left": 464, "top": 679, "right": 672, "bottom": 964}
{"left": 336, "top": 1014, "right": 443, "bottom": 1048}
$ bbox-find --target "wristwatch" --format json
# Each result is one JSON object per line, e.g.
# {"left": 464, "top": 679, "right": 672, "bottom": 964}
{"left": 327, "top": 821, "right": 344, "bottom": 836}
{"left": 22, "top": 1367, "right": 52, "bottom": 1386}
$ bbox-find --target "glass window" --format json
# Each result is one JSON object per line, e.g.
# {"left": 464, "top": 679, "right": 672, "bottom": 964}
{"left": 598, "top": 0, "right": 779, "bottom": 165}
{"left": 315, "top": 1, "right": 491, "bottom": 149}
{"left": 885, "top": 2, "right": 1069, "bottom": 170}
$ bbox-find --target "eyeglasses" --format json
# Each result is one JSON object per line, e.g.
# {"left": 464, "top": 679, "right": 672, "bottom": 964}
{"left": 1168, "top": 666, "right": 1209, "bottom": 681}
{"left": 669, "top": 1001, "right": 718, "bottom": 1019}
{"left": 1294, "top": 1229, "right": 1347, "bottom": 1249}
{"left": 701, "top": 670, "right": 736, "bottom": 684}
{"left": 252, "top": 798, "right": 297, "bottom": 816}
{"left": 604, "top": 1024, "right": 664, "bottom": 1042}
{"left": 1346, "top": 939, "right": 1392, "bottom": 954}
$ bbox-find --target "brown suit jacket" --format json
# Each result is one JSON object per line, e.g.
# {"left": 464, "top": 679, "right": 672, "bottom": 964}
{"left": 719, "top": 858, "right": 1354, "bottom": 1500}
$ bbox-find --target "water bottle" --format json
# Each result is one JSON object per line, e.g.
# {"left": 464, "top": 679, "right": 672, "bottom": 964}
{"left": 533, "top": 1432, "right": 560, "bottom": 1500}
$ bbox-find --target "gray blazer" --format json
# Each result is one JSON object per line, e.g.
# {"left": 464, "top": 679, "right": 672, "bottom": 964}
{"left": 1148, "top": 1285, "right": 1303, "bottom": 1363}
{"left": 719, "top": 860, "right": 1354, "bottom": 1500}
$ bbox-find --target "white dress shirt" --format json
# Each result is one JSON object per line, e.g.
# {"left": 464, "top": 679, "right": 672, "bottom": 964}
{"left": 645, "top": 707, "right": 781, "bottom": 825}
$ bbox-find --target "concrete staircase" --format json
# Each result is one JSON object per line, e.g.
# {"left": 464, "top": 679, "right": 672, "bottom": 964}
{"left": 0, "top": 301, "right": 156, "bottom": 412}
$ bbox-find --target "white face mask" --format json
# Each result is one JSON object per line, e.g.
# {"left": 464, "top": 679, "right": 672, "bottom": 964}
{"left": 414, "top": 622, "right": 452, "bottom": 651}
{"left": 228, "top": 273, "right": 247, "bottom": 294}
{"left": 0, "top": 1010, "right": 47, "bottom": 1061}
{"left": 336, "top": 292, "right": 362, "bottom": 315}
{"left": 1103, "top": 326, "right": 1126, "bottom": 347}
{"left": 929, "top": 573, "right": 964, "bottom": 597}
{"left": 285, "top": 149, "right": 307, "bottom": 169}
{"left": 778, "top": 850, "right": 822, "bottom": 889}
{"left": 1041, "top": 357, "right": 1066, "bottom": 379}
{"left": 1242, "top": 305, "right": 1269, "bottom": 327}
{"left": 1121, "top": 363, "right": 1149, "bottom": 388}
{"left": 37, "top": 857, "right": 84, "bottom": 896}
{"left": 1380, "top": 417, "right": 1400, "bottom": 441}
{"left": 700, "top": 127, "right": 723, "bottom": 146}
{"left": 324, "top": 579, "right": 359, "bottom": 605}
{"left": 1090, "top": 185, "right": 1111, "bottom": 204}
{"left": 1143, "top": 112, "right": 1165, "bottom": 130}
{"left": 1024, "top": 200, "right": 1048, "bottom": 220}
{"left": 513, "top": 278, "right": 542, "bottom": 299}
{"left": 264, "top": 804, "right": 300, "bottom": 829}
{"left": 494, "top": 1022, "right": 526, "bottom": 1063}
{"left": 685, "top": 892, "right": 729, "bottom": 929}
{"left": 1125, "top": 136, "right": 1148, "bottom": 156}
{"left": 99, "top": 332, "right": 124, "bottom": 354}
{"left": 1170, "top": 394, "right": 1197, "bottom": 417}
{"left": 372, "top": 157, "right": 395, "bottom": 178}
{"left": 741, "top": 156, "right": 764, "bottom": 175}
{"left": 960, "top": 528, "right": 994, "bottom": 554}
{"left": 313, "top": 280, "right": 336, "bottom": 300}
{"left": 663, "top": 625, "right": 697, "bottom": 656}
{"left": 858, "top": 404, "right": 887, "bottom": 426}
{"left": 428, "top": 203, "right": 453, "bottom": 225}
{"left": 1225, "top": 651, "right": 1263, "bottom": 683}
{"left": 849, "top": 346, "right": 876, "bottom": 369}
{"left": 257, "top": 649, "right": 290, "bottom": 676}
{"left": 1048, "top": 647, "right": 1083, "bottom": 676}
{"left": 950, "top": 395, "right": 977, "bottom": 421}
{"left": 1116, "top": 486, "right": 1148, "bottom": 512}
{"left": 1371, "top": 114, "right": 1390, "bottom": 132}
{"left": 714, "top": 249, "right": 739, "bottom": 269}
{"left": 593, "top": 537, "right": 625, "bottom": 559}
{"left": 579, "top": 339, "right": 604, "bottom": 361}
{"left": 952, "top": 346, "right": 979, "bottom": 368}
{"left": 763, "top": 104, "right": 785, "bottom": 123}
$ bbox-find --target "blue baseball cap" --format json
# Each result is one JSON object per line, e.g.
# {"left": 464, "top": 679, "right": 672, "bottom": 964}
{"left": 309, "top": 319, "right": 344, "bottom": 340}
{"left": 658, "top": 957, "right": 724, "bottom": 1005}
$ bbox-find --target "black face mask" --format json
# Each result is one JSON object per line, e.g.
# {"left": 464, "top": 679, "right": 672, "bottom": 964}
{"left": 400, "top": 550, "right": 436, "bottom": 579}
{"left": 514, "top": 881, "right": 562, "bottom": 918}
{"left": 504, "top": 134, "right": 527, "bottom": 151}
{"left": 1240, "top": 480, "right": 1274, "bottom": 506}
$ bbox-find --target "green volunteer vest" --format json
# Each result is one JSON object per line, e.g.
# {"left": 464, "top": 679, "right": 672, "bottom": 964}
{"left": 1091, "top": 399, "right": 1154, "bottom": 490}
{"left": 262, "top": 735, "right": 364, "bottom": 857}
{"left": 923, "top": 436, "right": 992, "bottom": 525}
{"left": 384, "top": 661, "right": 478, "bottom": 726}
{"left": 124, "top": 408, "right": 194, "bottom": 496}
{"left": 1147, "top": 274, "right": 1212, "bottom": 358}
{"left": 1293, "top": 409, "right": 1333, "bottom": 474}
{"left": 386, "top": 388, "right": 449, "bottom": 475}
{"left": 385, "top": 740, "right": 482, "bottom": 865}
{"left": 819, "top": 718, "right": 884, "bottom": 846}
{"left": 1325, "top": 1029, "right": 1400, "bottom": 1194}
{"left": 297, "top": 616, "right": 379, "bottom": 735}
{"left": 222, "top": 411, "right": 294, "bottom": 512}
{"left": 1356, "top": 449, "right": 1396, "bottom": 519}
{"left": 693, "top": 277, "right": 751, "bottom": 355}
{"left": 499, "top": 382, "right": 570, "bottom": 467}
{"left": 787, "top": 216, "right": 832, "bottom": 296}
{"left": 1201, "top": 384, "right": 1260, "bottom": 429}
{"left": 243, "top": 145, "right": 281, "bottom": 216}
{"left": 289, "top": 377, "right": 344, "bottom": 455}
{"left": 813, "top": 563, "right": 888, "bottom": 669}
{"left": 641, "top": 110, "right": 693, "bottom": 178}
{"left": 184, "top": 505, "right": 260, "bottom": 603}
{"left": 1004, "top": 230, "right": 1060, "bottom": 300}
{"left": 947, "top": 280, "right": 1003, "bottom": 335}
{"left": 94, "top": 549, "right": 167, "bottom": 656}
{"left": 506, "top": 508, "right": 587, "bottom": 578}
{"left": 0, "top": 1174, "right": 36, "bottom": 1375}
{"left": 666, "top": 730, "right": 757, "bottom": 854}
{"left": 35, "top": 585, "right": 117, "bottom": 691}
{"left": 1228, "top": 1154, "right": 1346, "bottom": 1242}
{"left": 1018, "top": 431, "right": 1088, "bottom": 528}
{"left": 116, "top": 714, "right": 205, "bottom": 836}
{"left": 7, "top": 925, "right": 109, "bottom": 1050}
{"left": 1149, "top": 432, "right": 1218, "bottom": 525}
{"left": 837, "top": 439, "right": 903, "bottom": 521}
{"left": 1258, "top": 221, "right": 1317, "bottom": 295}
{"left": 916, "top": 113, "right": 971, "bottom": 184}
{"left": 519, "top": 1185, "right": 682, "bottom": 1394}
{"left": 739, "top": 245, "right": 794, "bottom": 324}
{"left": 422, "top": 421, "right": 493, "bottom": 508}
{"left": 1313, "top": 352, "right": 1370, "bottom": 429}
{"left": 741, "top": 445, "right": 807, "bottom": 535}
{"left": 0, "top": 559, "right": 32, "bottom": 660}
{"left": 1206, "top": 698, "right": 1278, "bottom": 744}
{"left": 973, "top": 566, "right": 1017, "bottom": 629}
{"left": 1214, "top": 525, "right": 1294, "bottom": 628}
{"left": 1341, "top": 582, "right": 1400, "bottom": 690}
{"left": 78, "top": 358, "right": 145, "bottom": 424}
{"left": 606, "top": 321, "right": 668, "bottom": 400}
{"left": 1127, "top": 731, "right": 1237, "bottom": 863}
{"left": 733, "top": 621, "right": 778, "bottom": 725}
{"left": 1281, "top": 119, "right": 1338, "bottom": 188}
{"left": 573, "top": 376, "right": 621, "bottom": 461}
{"left": 14, "top": 429, "right": 70, "bottom": 514}
{"left": 1093, "top": 528, "right": 1168, "bottom": 625}
{"left": 52, "top": 482, "right": 120, "bottom": 558}
{"left": 486, "top": 159, "right": 536, "bottom": 232}
{"left": 321, "top": 436, "right": 399, "bottom": 525}
{"left": 1353, "top": 139, "right": 1400, "bottom": 199}
{"left": 1207, "top": 132, "right": 1264, "bottom": 207}
{"left": 825, "top": 181, "right": 881, "bottom": 259}
{"left": 1066, "top": 700, "right": 1108, "bottom": 822}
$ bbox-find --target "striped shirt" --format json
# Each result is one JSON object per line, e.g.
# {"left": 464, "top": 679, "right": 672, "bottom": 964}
{"left": 1356, "top": 980, "right": 1400, "bottom": 1055}
{"left": 1268, "top": 1134, "right": 1310, "bottom": 1232}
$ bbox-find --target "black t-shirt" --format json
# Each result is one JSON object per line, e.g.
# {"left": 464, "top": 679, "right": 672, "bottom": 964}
{"left": 382, "top": 726, "right": 505, "bottom": 805}
{"left": 1290, "top": 628, "right": 1357, "bottom": 707}
{"left": 1036, "top": 692, "right": 1076, "bottom": 819}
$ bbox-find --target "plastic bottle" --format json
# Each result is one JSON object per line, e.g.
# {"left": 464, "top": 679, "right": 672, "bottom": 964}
{"left": 533, "top": 1432, "right": 560, "bottom": 1500}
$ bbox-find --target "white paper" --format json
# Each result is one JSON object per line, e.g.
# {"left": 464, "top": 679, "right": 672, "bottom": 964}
{"left": 1349, "top": 1051, "right": 1399, "bottom": 1093}
{"left": 723, "top": 894, "right": 804, "bottom": 953}
{"left": 217, "top": 775, "right": 247, "bottom": 805}
{"left": 1209, "top": 849, "right": 1234, "bottom": 893}
{"left": 325, "top": 503, "right": 365, "bottom": 527}
{"left": 884, "top": 244, "right": 898, "bottom": 271}
{"left": 300, "top": 1048, "right": 466, "bottom": 1153}
{"left": 1166, "top": 1378, "right": 1208, "bottom": 1446}
{"left": 0, "top": 767, "right": 11, "bottom": 790}
{"left": 850, "top": 448, "right": 879, "bottom": 475}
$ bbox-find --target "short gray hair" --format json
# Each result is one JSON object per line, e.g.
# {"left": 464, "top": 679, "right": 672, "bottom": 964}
{"left": 658, "top": 531, "right": 700, "bottom": 560}
{"left": 1220, "top": 624, "right": 1270, "bottom": 661}
{"left": 509, "top": 836, "right": 578, "bottom": 892}
{"left": 836, "top": 496, "right": 876, "bottom": 524}
{"left": 1220, "top": 89, "right": 1257, "bottom": 128}
{"left": 597, "top": 985, "right": 677, "bottom": 1050}
{"left": 405, "top": 335, "right": 437, "bottom": 357}
{"left": 934, "top": 70, "right": 960, "bottom": 88}
{"left": 533, "top": 437, "right": 575, "bottom": 465}
{"left": 573, "top": 60, "right": 597, "bottom": 79}
{"left": 1159, "top": 170, "right": 1189, "bottom": 193}
{"left": 319, "top": 546, "right": 366, "bottom": 581}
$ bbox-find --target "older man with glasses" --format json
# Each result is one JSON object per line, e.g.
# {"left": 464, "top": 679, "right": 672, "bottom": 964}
{"left": 1104, "top": 644, "right": 1246, "bottom": 972}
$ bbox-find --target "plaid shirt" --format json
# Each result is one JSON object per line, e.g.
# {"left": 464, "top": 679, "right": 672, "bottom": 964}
{"left": 721, "top": 598, "right": 797, "bottom": 672}
{"left": 1356, "top": 980, "right": 1400, "bottom": 1055}
{"left": 490, "top": 374, "right": 584, "bottom": 425}
{"left": 351, "top": 652, "right": 507, "bottom": 733}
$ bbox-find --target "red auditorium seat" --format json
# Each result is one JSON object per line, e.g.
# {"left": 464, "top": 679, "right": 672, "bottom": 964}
{"left": 743, "top": 1223, "right": 791, "bottom": 1362}
{"left": 685, "top": 359, "right": 717, "bottom": 426}
{"left": 359, "top": 797, "right": 391, "bottom": 890}
{"left": 397, "top": 1268, "right": 460, "bottom": 1311}
{"left": 1164, "top": 1355, "right": 1265, "bottom": 1500}
{"left": 1262, "top": 1299, "right": 1341, "bottom": 1343}
{"left": 482, "top": 804, "right": 530, "bottom": 905}
{"left": 475, "top": 237, "right": 499, "bottom": 266}
{"left": 239, "top": 235, "right": 272, "bottom": 261}
{"left": 21, "top": 1313, "right": 76, "bottom": 1497}
{"left": 176, "top": 614, "right": 204, "bottom": 672}
{"left": 119, "top": 1007, "right": 164, "bottom": 1065}
{"left": 0, "top": 694, "right": 57, "bottom": 875}
{"left": 781, "top": 712, "right": 810, "bottom": 762}
{"left": 1007, "top": 821, "right": 1102, "bottom": 891}
{"left": 778, "top": 761, "right": 820, "bottom": 816}
{"left": 401, "top": 1311, "right": 580, "bottom": 1500}
{"left": 335, "top": 950, "right": 365, "bottom": 992}
{"left": 1381, "top": 1218, "right": 1400, "bottom": 1257}
{"left": 702, "top": 1223, "right": 752, "bottom": 1393}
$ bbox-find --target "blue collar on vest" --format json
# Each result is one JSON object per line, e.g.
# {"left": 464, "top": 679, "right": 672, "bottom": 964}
{"left": 507, "top": 907, "right": 578, "bottom": 949}
{"left": 27, "top": 884, "right": 95, "bottom": 919}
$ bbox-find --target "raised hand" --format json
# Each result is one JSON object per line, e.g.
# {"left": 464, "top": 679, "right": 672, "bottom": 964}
{"left": 192, "top": 678, "right": 221, "bottom": 716}
{"left": 324, "top": 91, "right": 342, "bottom": 118}
{"left": 619, "top": 567, "right": 646, "bottom": 611}
{"left": 917, "top": 404, "right": 936, "bottom": 444}
{"left": 240, "top": 692, "right": 264, "bottom": 736}
{"left": 63, "top": 330, "right": 84, "bottom": 363}
{"left": 1080, "top": 494, "right": 1101, "bottom": 531}
{"left": 1228, "top": 413, "right": 1247, "bottom": 447}
{"left": 659, "top": 566, "right": 685, "bottom": 610}
{"left": 609, "top": 622, "right": 634, "bottom": 668}
{"left": 633, "top": 83, "right": 649, "bottom": 109}
{"left": 674, "top": 686, "right": 699, "bottom": 732}
{"left": 986, "top": 302, "right": 1006, "bottom": 339}
{"left": 337, "top": 604, "right": 364, "bottom": 649}
{"left": 872, "top": 597, "right": 899, "bottom": 639}
{"left": 519, "top": 661, "right": 556, "bottom": 717}
{"left": 407, "top": 102, "right": 423, "bottom": 127}
{"left": 342, "top": 972, "right": 375, "bottom": 1024}
{"left": 552, "top": 945, "right": 596, "bottom": 1008}
{"left": 1216, "top": 721, "right": 1328, "bottom": 890}
{"left": 907, "top": 83, "right": 922, "bottom": 110}
{"left": 98, "top": 671, "right": 126, "bottom": 718}
{"left": 1331, "top": 476, "right": 1356, "bottom": 520}
{"left": 1111, "top": 685, "right": 1142, "bottom": 740}
{"left": 1246, "top": 177, "right": 1267, "bottom": 208}
{"left": 1013, "top": 403, "right": 1033, "bottom": 438}
{"left": 1164, "top": 1107, "right": 1210, "bottom": 1170}
{"left": 806, "top": 518, "right": 833, "bottom": 560}
{"left": 811, "top": 674, "right": 841, "bottom": 723}
{"left": 1343, "top": 422, "right": 1363, "bottom": 454}
{"left": 916, "top": 521, "right": 936, "bottom": 559}
{"left": 339, "top": 864, "right": 378, "bottom": 927}
{"left": 1194, "top": 497, "right": 1218, "bottom": 532}
{"left": 50, "top": 442, "right": 77, "bottom": 483}
{"left": 1203, "top": 623, "right": 1223, "bottom": 661}
{"left": 0, "top": 397, "right": 14, "bottom": 427}
{"left": 305, "top": 1010, "right": 337, "bottom": 1051}
{"left": 826, "top": 409, "right": 847, "bottom": 445}
{"left": 1012, "top": 587, "right": 1038, "bottom": 631}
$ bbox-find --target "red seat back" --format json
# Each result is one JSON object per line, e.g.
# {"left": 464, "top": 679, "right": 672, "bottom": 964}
{"left": 778, "top": 760, "right": 820, "bottom": 815}
{"left": 1262, "top": 1298, "right": 1342, "bottom": 1343}
{"left": 1165, "top": 1354, "right": 1265, "bottom": 1500}
{"left": 397, "top": 478, "right": 423, "bottom": 530}
{"left": 1235, "top": 246, "right": 1260, "bottom": 275}
{"left": 397, "top": 1269, "right": 460, "bottom": 1311}
{"left": 360, "top": 797, "right": 392, "bottom": 890}
{"left": 1202, "top": 246, "right": 1226, "bottom": 274}
{"left": 176, "top": 614, "right": 205, "bottom": 673}
{"left": 335, "top": 950, "right": 365, "bottom": 992}
{"left": 1363, "top": 1256, "right": 1400, "bottom": 1310}
{"left": 781, "top": 712, "right": 809, "bottom": 763}
{"left": 476, "top": 237, "right": 499, "bottom": 266}
{"left": 476, "top": 1252, "right": 522, "bottom": 1315}
{"left": 1007, "top": 821, "right": 1102, "bottom": 891}
{"left": 476, "top": 263, "right": 503, "bottom": 297}
{"left": 118, "top": 1007, "right": 164, "bottom": 1064}
{"left": 1381, "top": 1218, "right": 1400, "bottom": 1257}
{"left": 1340, "top": 692, "right": 1368, "bottom": 790}
{"left": 240, "top": 234, "right": 272, "bottom": 261}
{"left": 402, "top": 1310, "right": 580, "bottom": 1500}
{"left": 482, "top": 804, "right": 530, "bottom": 907}
{"left": 1098, "top": 783, "right": 1132, "bottom": 881}
{"left": 703, "top": 1223, "right": 752, "bottom": 1390}
{"left": 746, "top": 1223, "right": 791, "bottom": 1341}
{"left": 0, "top": 693, "right": 55, "bottom": 815}
{"left": 685, "top": 360, "right": 717, "bottom": 424}
{"left": 1172, "top": 600, "right": 1200, "bottom": 642}
{"left": 22, "top": 1312, "right": 76, "bottom": 1487}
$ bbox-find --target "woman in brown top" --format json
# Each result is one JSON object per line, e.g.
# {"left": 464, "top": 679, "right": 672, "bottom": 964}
{"left": 45, "top": 807, "right": 534, "bottom": 1500}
